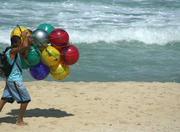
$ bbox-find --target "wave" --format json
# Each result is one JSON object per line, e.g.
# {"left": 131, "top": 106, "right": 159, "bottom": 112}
{"left": 1, "top": 0, "right": 179, "bottom": 47}
{"left": 0, "top": 29, "right": 11, "bottom": 45}
{"left": 69, "top": 27, "right": 180, "bottom": 45}
{"left": 1, "top": 26, "right": 180, "bottom": 46}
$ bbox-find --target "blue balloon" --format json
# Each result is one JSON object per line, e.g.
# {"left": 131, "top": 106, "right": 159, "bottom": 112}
{"left": 30, "top": 62, "right": 49, "bottom": 80}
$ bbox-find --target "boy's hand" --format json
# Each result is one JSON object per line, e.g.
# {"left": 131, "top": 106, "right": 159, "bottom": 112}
{"left": 21, "top": 30, "right": 28, "bottom": 39}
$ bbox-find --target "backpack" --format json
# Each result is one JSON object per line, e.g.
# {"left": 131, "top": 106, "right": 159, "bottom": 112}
{"left": 0, "top": 47, "right": 16, "bottom": 78}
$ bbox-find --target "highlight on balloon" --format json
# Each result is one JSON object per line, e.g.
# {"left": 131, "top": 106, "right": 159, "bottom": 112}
{"left": 10, "top": 24, "right": 79, "bottom": 80}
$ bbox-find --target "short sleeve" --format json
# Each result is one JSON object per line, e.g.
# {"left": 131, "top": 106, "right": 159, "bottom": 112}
{"left": 5, "top": 49, "right": 14, "bottom": 65}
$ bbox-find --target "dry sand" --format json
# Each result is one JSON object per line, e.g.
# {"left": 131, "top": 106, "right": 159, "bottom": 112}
{"left": 0, "top": 81, "right": 180, "bottom": 132}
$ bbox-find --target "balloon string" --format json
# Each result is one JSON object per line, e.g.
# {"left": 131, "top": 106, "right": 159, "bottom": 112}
{"left": 17, "top": 24, "right": 23, "bottom": 46}
{"left": 17, "top": 24, "right": 22, "bottom": 34}
{"left": 23, "top": 58, "right": 31, "bottom": 66}
{"left": 31, "top": 37, "right": 48, "bottom": 49}
{"left": 45, "top": 48, "right": 53, "bottom": 56}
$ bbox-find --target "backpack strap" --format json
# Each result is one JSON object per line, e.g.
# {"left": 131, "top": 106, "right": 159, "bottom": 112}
{"left": 14, "top": 54, "right": 22, "bottom": 73}
{"left": 4, "top": 46, "right": 12, "bottom": 53}
{"left": 8, "top": 54, "right": 22, "bottom": 78}
{"left": 7, "top": 55, "right": 17, "bottom": 78}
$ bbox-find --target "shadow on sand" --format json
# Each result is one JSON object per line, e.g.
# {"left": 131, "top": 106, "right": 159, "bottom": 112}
{"left": 0, "top": 108, "right": 74, "bottom": 124}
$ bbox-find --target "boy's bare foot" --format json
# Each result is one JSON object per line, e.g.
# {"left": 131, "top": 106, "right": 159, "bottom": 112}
{"left": 16, "top": 120, "right": 28, "bottom": 126}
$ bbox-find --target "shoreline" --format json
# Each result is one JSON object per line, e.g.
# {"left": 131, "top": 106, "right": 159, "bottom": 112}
{"left": 0, "top": 81, "right": 180, "bottom": 132}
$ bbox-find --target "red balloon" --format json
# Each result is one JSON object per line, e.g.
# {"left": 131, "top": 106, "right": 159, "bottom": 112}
{"left": 52, "top": 41, "right": 71, "bottom": 51}
{"left": 49, "top": 28, "right": 69, "bottom": 48}
{"left": 62, "top": 45, "right": 79, "bottom": 65}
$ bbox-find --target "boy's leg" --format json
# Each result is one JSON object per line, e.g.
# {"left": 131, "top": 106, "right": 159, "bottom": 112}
{"left": 0, "top": 99, "right": 8, "bottom": 112}
{"left": 16, "top": 102, "right": 29, "bottom": 125}
{"left": 0, "top": 82, "right": 15, "bottom": 112}
{"left": 6, "top": 81, "right": 31, "bottom": 125}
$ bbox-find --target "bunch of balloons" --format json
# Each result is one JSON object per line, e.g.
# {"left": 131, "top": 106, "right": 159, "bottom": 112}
{"left": 11, "top": 24, "right": 79, "bottom": 80}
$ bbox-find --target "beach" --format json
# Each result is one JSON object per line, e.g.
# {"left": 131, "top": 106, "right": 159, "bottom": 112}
{"left": 0, "top": 81, "right": 180, "bottom": 132}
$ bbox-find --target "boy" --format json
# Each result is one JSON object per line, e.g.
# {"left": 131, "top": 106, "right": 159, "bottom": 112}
{"left": 0, "top": 30, "right": 31, "bottom": 125}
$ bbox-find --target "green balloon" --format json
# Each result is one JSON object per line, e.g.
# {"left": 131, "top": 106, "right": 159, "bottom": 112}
{"left": 37, "top": 23, "right": 55, "bottom": 35}
{"left": 21, "top": 46, "right": 41, "bottom": 69}
{"left": 27, "top": 46, "right": 41, "bottom": 66}
{"left": 21, "top": 59, "right": 30, "bottom": 69}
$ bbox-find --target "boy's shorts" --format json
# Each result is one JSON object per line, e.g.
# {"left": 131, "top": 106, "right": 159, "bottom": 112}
{"left": 1, "top": 81, "right": 31, "bottom": 104}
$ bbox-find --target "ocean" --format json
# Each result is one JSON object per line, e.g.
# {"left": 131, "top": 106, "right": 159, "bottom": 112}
{"left": 0, "top": 0, "right": 180, "bottom": 82}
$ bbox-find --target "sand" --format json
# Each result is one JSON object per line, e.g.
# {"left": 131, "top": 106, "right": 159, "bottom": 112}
{"left": 0, "top": 81, "right": 180, "bottom": 132}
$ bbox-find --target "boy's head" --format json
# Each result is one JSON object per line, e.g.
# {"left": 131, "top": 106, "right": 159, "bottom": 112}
{"left": 11, "top": 36, "right": 21, "bottom": 48}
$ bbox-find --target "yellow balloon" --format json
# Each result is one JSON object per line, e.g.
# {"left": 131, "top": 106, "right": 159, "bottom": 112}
{"left": 50, "top": 62, "right": 70, "bottom": 80}
{"left": 10, "top": 27, "right": 31, "bottom": 43}
{"left": 42, "top": 46, "right": 60, "bottom": 66}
